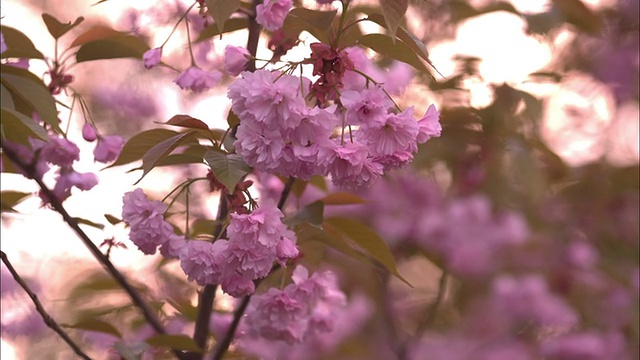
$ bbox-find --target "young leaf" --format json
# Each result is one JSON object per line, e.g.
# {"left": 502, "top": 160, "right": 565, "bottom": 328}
{"left": 283, "top": 8, "right": 338, "bottom": 44}
{"left": 1, "top": 191, "right": 31, "bottom": 213}
{"left": 136, "top": 131, "right": 198, "bottom": 184}
{"left": 1, "top": 107, "right": 50, "bottom": 144}
{"left": 379, "top": 0, "right": 408, "bottom": 40}
{"left": 107, "top": 129, "right": 179, "bottom": 168}
{"left": 42, "top": 14, "right": 84, "bottom": 39}
{"left": 161, "top": 115, "right": 210, "bottom": 131}
{"left": 357, "top": 33, "right": 429, "bottom": 74}
{"left": 75, "top": 30, "right": 150, "bottom": 62}
{"left": 146, "top": 334, "right": 203, "bottom": 353}
{"left": 320, "top": 192, "right": 367, "bottom": 205}
{"left": 284, "top": 200, "right": 324, "bottom": 228}
{"left": 365, "top": 13, "right": 430, "bottom": 63}
{"left": 104, "top": 214, "right": 122, "bottom": 225}
{"left": 325, "top": 217, "right": 411, "bottom": 286}
{"left": 1, "top": 71, "right": 62, "bottom": 133}
{"left": 72, "top": 217, "right": 106, "bottom": 230}
{"left": 206, "top": 0, "right": 241, "bottom": 36}
{"left": 62, "top": 318, "right": 122, "bottom": 338}
{"left": 203, "top": 151, "right": 251, "bottom": 192}
{"left": 0, "top": 26, "right": 44, "bottom": 59}
{"left": 296, "top": 222, "right": 369, "bottom": 263}
{"left": 0, "top": 85, "right": 15, "bottom": 110}
{"left": 196, "top": 18, "right": 249, "bottom": 42}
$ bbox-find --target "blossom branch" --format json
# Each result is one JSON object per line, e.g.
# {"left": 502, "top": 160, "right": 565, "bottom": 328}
{"left": 1, "top": 251, "right": 92, "bottom": 360}
{"left": 0, "top": 142, "right": 191, "bottom": 360}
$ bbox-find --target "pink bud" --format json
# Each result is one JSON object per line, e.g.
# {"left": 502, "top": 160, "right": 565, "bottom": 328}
{"left": 82, "top": 123, "right": 97, "bottom": 142}
{"left": 224, "top": 45, "right": 250, "bottom": 76}
{"left": 142, "top": 47, "right": 162, "bottom": 69}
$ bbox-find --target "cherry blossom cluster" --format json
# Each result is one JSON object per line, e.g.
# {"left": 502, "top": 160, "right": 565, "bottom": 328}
{"left": 243, "top": 265, "right": 347, "bottom": 344}
{"left": 227, "top": 67, "right": 441, "bottom": 189}
{"left": 179, "top": 202, "right": 299, "bottom": 297}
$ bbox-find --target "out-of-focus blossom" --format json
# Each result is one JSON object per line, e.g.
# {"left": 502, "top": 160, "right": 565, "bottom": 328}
{"left": 82, "top": 122, "right": 97, "bottom": 142}
{"left": 122, "top": 188, "right": 175, "bottom": 255}
{"left": 49, "top": 170, "right": 98, "bottom": 202}
{"left": 142, "top": 47, "right": 162, "bottom": 69}
{"left": 256, "top": 0, "right": 292, "bottom": 31}
{"left": 417, "top": 104, "right": 442, "bottom": 143}
{"left": 32, "top": 137, "right": 80, "bottom": 168}
{"left": 1, "top": 32, "right": 7, "bottom": 54}
{"left": 94, "top": 135, "right": 125, "bottom": 163}
{"left": 173, "top": 66, "right": 222, "bottom": 92}
{"left": 224, "top": 45, "right": 250, "bottom": 76}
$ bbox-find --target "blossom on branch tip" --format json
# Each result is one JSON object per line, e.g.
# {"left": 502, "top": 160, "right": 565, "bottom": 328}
{"left": 94, "top": 135, "right": 125, "bottom": 163}
{"left": 224, "top": 45, "right": 250, "bottom": 76}
{"left": 256, "top": 0, "right": 293, "bottom": 31}
{"left": 173, "top": 66, "right": 222, "bottom": 93}
{"left": 142, "top": 47, "right": 162, "bottom": 69}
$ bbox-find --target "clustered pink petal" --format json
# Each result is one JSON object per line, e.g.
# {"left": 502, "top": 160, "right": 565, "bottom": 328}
{"left": 142, "top": 47, "right": 162, "bottom": 69}
{"left": 94, "top": 135, "right": 125, "bottom": 163}
{"left": 33, "top": 137, "right": 80, "bottom": 167}
{"left": 255, "top": 0, "right": 293, "bottom": 31}
{"left": 179, "top": 240, "right": 226, "bottom": 285}
{"left": 341, "top": 86, "right": 393, "bottom": 127}
{"left": 244, "top": 265, "right": 346, "bottom": 344}
{"left": 122, "top": 188, "right": 176, "bottom": 255}
{"left": 49, "top": 170, "right": 98, "bottom": 202}
{"left": 224, "top": 45, "right": 250, "bottom": 76}
{"left": 173, "top": 66, "right": 222, "bottom": 93}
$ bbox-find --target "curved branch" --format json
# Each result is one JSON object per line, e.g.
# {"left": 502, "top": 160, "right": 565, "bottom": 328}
{"left": 1, "top": 251, "right": 92, "bottom": 360}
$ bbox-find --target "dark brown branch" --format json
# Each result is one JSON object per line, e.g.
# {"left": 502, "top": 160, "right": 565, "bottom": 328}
{"left": 1, "top": 251, "right": 92, "bottom": 360}
{"left": 0, "top": 143, "right": 190, "bottom": 360}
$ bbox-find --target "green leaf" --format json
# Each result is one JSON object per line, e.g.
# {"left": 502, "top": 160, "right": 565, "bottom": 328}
{"left": 0, "top": 26, "right": 44, "bottom": 59}
{"left": 197, "top": 17, "right": 249, "bottom": 42}
{"left": 357, "top": 33, "right": 429, "bottom": 74}
{"left": 206, "top": 0, "right": 240, "bottom": 37}
{"left": 227, "top": 110, "right": 240, "bottom": 128}
{"left": 75, "top": 27, "right": 150, "bottom": 62}
{"left": 0, "top": 85, "right": 15, "bottom": 110}
{"left": 0, "top": 70, "right": 62, "bottom": 133}
{"left": 62, "top": 318, "right": 122, "bottom": 338}
{"left": 166, "top": 298, "right": 199, "bottom": 322}
{"left": 1, "top": 107, "right": 50, "bottom": 144}
{"left": 136, "top": 131, "right": 198, "bottom": 184}
{"left": 379, "top": 0, "right": 408, "bottom": 40}
{"left": 42, "top": 14, "right": 84, "bottom": 39}
{"left": 203, "top": 151, "right": 251, "bottom": 192}
{"left": 296, "top": 222, "right": 369, "bottom": 263}
{"left": 114, "top": 341, "right": 149, "bottom": 360}
{"left": 107, "top": 129, "right": 179, "bottom": 168}
{"left": 284, "top": 200, "right": 324, "bottom": 228}
{"left": 146, "top": 334, "right": 203, "bottom": 353}
{"left": 73, "top": 217, "right": 105, "bottom": 230}
{"left": 282, "top": 7, "right": 337, "bottom": 43}
{"left": 365, "top": 13, "right": 430, "bottom": 63}
{"left": 189, "top": 218, "right": 218, "bottom": 238}
{"left": 104, "top": 214, "right": 122, "bottom": 225}
{"left": 320, "top": 192, "right": 366, "bottom": 205}
{"left": 1, "top": 191, "right": 31, "bottom": 213}
{"left": 325, "top": 217, "right": 411, "bottom": 286}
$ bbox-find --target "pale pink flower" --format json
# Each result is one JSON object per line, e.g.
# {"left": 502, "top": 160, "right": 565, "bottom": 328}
{"left": 159, "top": 234, "right": 187, "bottom": 259}
{"left": 235, "top": 121, "right": 287, "bottom": 171}
{"left": 82, "top": 123, "right": 97, "bottom": 142}
{"left": 360, "top": 107, "right": 419, "bottom": 158}
{"left": 94, "top": 135, "right": 125, "bottom": 163}
{"left": 417, "top": 104, "right": 442, "bottom": 143}
{"left": 246, "top": 288, "right": 308, "bottom": 344}
{"left": 173, "top": 66, "right": 222, "bottom": 92}
{"left": 34, "top": 137, "right": 80, "bottom": 167}
{"left": 256, "top": 0, "right": 293, "bottom": 31}
{"left": 179, "top": 240, "right": 227, "bottom": 285}
{"left": 142, "top": 47, "right": 162, "bottom": 69}
{"left": 1, "top": 32, "right": 7, "bottom": 54}
{"left": 49, "top": 171, "right": 98, "bottom": 203}
{"left": 224, "top": 45, "right": 250, "bottom": 76}
{"left": 122, "top": 188, "right": 174, "bottom": 255}
{"left": 319, "top": 140, "right": 369, "bottom": 188}
{"left": 340, "top": 86, "right": 393, "bottom": 126}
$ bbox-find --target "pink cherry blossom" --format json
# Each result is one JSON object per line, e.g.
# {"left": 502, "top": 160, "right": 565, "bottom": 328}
{"left": 340, "top": 86, "right": 393, "bottom": 126}
{"left": 224, "top": 45, "right": 250, "bottom": 76}
{"left": 142, "top": 47, "right": 162, "bottom": 69}
{"left": 94, "top": 135, "right": 125, "bottom": 163}
{"left": 122, "top": 188, "right": 175, "bottom": 255}
{"left": 33, "top": 137, "right": 80, "bottom": 167}
{"left": 47, "top": 170, "right": 98, "bottom": 203}
{"left": 359, "top": 107, "right": 419, "bottom": 159}
{"left": 179, "top": 240, "right": 227, "bottom": 285}
{"left": 417, "top": 104, "right": 442, "bottom": 143}
{"left": 255, "top": 0, "right": 293, "bottom": 31}
{"left": 82, "top": 123, "right": 97, "bottom": 142}
{"left": 173, "top": 66, "right": 222, "bottom": 92}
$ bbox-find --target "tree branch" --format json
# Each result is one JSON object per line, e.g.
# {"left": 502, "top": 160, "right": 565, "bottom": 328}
{"left": 1, "top": 251, "right": 92, "bottom": 360}
{"left": 1, "top": 142, "right": 190, "bottom": 360}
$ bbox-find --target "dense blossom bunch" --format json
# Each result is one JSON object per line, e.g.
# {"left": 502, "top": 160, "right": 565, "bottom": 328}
{"left": 227, "top": 67, "right": 441, "bottom": 189}
{"left": 121, "top": 188, "right": 186, "bottom": 256}
{"left": 255, "top": 0, "right": 293, "bottom": 31}
{"left": 180, "top": 202, "right": 299, "bottom": 296}
{"left": 243, "top": 265, "right": 346, "bottom": 344}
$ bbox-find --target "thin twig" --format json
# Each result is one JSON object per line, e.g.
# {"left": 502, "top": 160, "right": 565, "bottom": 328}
{"left": 0, "top": 143, "right": 190, "bottom": 360}
{"left": 1, "top": 251, "right": 92, "bottom": 360}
